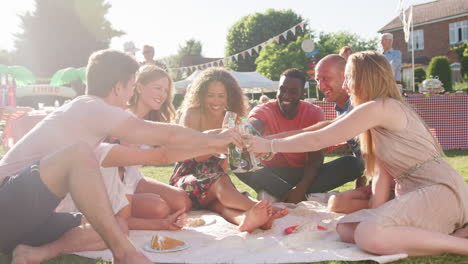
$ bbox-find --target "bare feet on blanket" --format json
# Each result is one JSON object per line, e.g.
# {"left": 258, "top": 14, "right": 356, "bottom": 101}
{"left": 451, "top": 225, "right": 468, "bottom": 238}
{"left": 261, "top": 207, "right": 289, "bottom": 230}
{"left": 239, "top": 200, "right": 272, "bottom": 233}
{"left": 11, "top": 244, "right": 47, "bottom": 264}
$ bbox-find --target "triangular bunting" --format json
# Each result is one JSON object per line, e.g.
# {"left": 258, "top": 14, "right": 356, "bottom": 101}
{"left": 299, "top": 22, "right": 305, "bottom": 31}
{"left": 253, "top": 45, "right": 260, "bottom": 54}
{"left": 282, "top": 31, "right": 288, "bottom": 40}
{"left": 274, "top": 36, "right": 280, "bottom": 43}
{"left": 241, "top": 51, "right": 246, "bottom": 59}
{"left": 247, "top": 49, "right": 253, "bottom": 56}
{"left": 291, "top": 27, "right": 297, "bottom": 36}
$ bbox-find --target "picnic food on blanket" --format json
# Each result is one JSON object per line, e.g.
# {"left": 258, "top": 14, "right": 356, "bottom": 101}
{"left": 285, "top": 225, "right": 300, "bottom": 234}
{"left": 186, "top": 217, "right": 206, "bottom": 227}
{"left": 151, "top": 235, "right": 185, "bottom": 250}
{"left": 284, "top": 224, "right": 328, "bottom": 234}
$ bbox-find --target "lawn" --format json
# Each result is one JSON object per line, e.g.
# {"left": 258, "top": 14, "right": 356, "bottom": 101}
{"left": 1, "top": 150, "right": 468, "bottom": 264}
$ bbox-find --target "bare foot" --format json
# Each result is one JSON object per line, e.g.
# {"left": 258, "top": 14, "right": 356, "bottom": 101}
{"left": 238, "top": 200, "right": 272, "bottom": 233}
{"left": 11, "top": 244, "right": 48, "bottom": 264}
{"left": 261, "top": 207, "right": 289, "bottom": 230}
{"left": 452, "top": 226, "right": 468, "bottom": 238}
{"left": 113, "top": 250, "right": 152, "bottom": 264}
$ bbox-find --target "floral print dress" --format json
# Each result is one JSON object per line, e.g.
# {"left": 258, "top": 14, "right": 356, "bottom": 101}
{"left": 169, "top": 156, "right": 227, "bottom": 209}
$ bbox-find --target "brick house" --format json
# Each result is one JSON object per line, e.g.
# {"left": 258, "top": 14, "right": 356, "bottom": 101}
{"left": 378, "top": 0, "right": 468, "bottom": 87}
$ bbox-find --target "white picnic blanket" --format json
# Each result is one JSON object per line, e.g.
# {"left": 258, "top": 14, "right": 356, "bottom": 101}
{"left": 76, "top": 195, "right": 407, "bottom": 263}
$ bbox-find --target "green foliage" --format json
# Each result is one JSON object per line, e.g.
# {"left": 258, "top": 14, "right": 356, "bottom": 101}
{"left": 13, "top": 0, "right": 123, "bottom": 77}
{"left": 225, "top": 9, "right": 306, "bottom": 72}
{"left": 315, "top": 31, "right": 378, "bottom": 58}
{"left": 165, "top": 39, "right": 203, "bottom": 81}
{"left": 255, "top": 35, "right": 309, "bottom": 81}
{"left": 414, "top": 67, "right": 426, "bottom": 91}
{"left": 414, "top": 67, "right": 426, "bottom": 83}
{"left": 453, "top": 82, "right": 468, "bottom": 92}
{"left": 427, "top": 56, "right": 453, "bottom": 91}
{"left": 451, "top": 42, "right": 468, "bottom": 80}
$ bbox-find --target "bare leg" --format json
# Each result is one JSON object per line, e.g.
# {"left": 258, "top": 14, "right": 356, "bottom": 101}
{"left": 209, "top": 200, "right": 272, "bottom": 233}
{"left": 354, "top": 222, "right": 468, "bottom": 256}
{"left": 37, "top": 143, "right": 150, "bottom": 264}
{"left": 11, "top": 218, "right": 129, "bottom": 264}
{"left": 336, "top": 222, "right": 359, "bottom": 243}
{"left": 132, "top": 193, "right": 170, "bottom": 219}
{"left": 205, "top": 175, "right": 256, "bottom": 211}
{"left": 135, "top": 177, "right": 192, "bottom": 212}
{"left": 328, "top": 187, "right": 371, "bottom": 214}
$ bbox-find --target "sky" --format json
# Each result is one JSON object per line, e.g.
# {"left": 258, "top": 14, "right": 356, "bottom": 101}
{"left": 1, "top": 0, "right": 432, "bottom": 62}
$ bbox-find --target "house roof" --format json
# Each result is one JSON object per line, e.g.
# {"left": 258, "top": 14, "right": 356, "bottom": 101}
{"left": 379, "top": 0, "right": 468, "bottom": 32}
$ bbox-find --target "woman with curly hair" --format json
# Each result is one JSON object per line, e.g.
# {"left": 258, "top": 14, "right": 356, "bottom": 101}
{"left": 170, "top": 67, "right": 287, "bottom": 233}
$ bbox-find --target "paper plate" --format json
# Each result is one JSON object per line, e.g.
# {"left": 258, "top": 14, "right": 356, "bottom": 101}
{"left": 143, "top": 242, "right": 190, "bottom": 253}
{"left": 184, "top": 216, "right": 216, "bottom": 229}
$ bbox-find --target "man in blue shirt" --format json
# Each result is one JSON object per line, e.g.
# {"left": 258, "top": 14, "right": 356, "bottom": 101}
{"left": 380, "top": 33, "right": 402, "bottom": 83}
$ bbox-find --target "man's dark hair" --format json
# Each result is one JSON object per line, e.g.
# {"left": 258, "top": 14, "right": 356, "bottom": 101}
{"left": 86, "top": 49, "right": 139, "bottom": 97}
{"left": 280, "top": 68, "right": 306, "bottom": 87}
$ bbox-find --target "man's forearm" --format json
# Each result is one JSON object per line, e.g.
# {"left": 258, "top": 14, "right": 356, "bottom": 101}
{"left": 149, "top": 144, "right": 219, "bottom": 165}
{"left": 265, "top": 120, "right": 333, "bottom": 140}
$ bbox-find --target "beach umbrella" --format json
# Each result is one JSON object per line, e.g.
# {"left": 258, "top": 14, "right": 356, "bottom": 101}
{"left": 7, "top": 66, "right": 35, "bottom": 86}
{"left": 50, "top": 67, "right": 84, "bottom": 86}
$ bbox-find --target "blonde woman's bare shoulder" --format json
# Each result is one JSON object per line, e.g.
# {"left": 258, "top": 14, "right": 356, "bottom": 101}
{"left": 179, "top": 107, "right": 202, "bottom": 130}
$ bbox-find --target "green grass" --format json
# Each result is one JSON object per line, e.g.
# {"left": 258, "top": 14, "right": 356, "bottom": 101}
{"left": 1, "top": 150, "right": 468, "bottom": 264}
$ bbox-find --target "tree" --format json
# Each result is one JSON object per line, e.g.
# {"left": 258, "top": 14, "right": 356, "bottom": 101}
{"left": 225, "top": 9, "right": 306, "bottom": 72}
{"left": 166, "top": 39, "right": 203, "bottom": 68}
{"left": 427, "top": 56, "right": 452, "bottom": 91}
{"left": 315, "top": 31, "right": 378, "bottom": 57}
{"left": 14, "top": 0, "right": 123, "bottom": 78}
{"left": 256, "top": 35, "right": 309, "bottom": 81}
{"left": 165, "top": 39, "right": 203, "bottom": 81}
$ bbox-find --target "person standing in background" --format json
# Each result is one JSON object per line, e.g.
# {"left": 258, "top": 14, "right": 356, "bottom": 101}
{"left": 141, "top": 45, "right": 167, "bottom": 71}
{"left": 380, "top": 33, "right": 402, "bottom": 84}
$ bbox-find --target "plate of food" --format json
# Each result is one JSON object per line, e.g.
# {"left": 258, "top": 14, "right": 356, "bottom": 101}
{"left": 143, "top": 235, "right": 190, "bottom": 253}
{"left": 184, "top": 216, "right": 216, "bottom": 229}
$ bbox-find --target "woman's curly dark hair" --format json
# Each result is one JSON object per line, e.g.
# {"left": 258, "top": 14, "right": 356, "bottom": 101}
{"left": 179, "top": 67, "right": 247, "bottom": 117}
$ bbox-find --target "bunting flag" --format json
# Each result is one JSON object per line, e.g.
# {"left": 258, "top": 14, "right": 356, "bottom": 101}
{"left": 167, "top": 20, "right": 307, "bottom": 72}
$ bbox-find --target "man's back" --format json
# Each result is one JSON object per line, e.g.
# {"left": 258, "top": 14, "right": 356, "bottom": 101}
{"left": 0, "top": 95, "right": 131, "bottom": 180}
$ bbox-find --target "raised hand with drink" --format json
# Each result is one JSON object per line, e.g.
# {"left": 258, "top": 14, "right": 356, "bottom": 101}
{"left": 170, "top": 68, "right": 287, "bottom": 233}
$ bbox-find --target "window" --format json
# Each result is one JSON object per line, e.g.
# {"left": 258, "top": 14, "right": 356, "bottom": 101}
{"left": 449, "top": 20, "right": 468, "bottom": 44}
{"left": 408, "top": 29, "right": 424, "bottom": 51}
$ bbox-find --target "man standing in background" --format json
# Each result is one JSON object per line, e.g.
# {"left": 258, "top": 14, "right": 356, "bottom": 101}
{"left": 380, "top": 33, "right": 402, "bottom": 84}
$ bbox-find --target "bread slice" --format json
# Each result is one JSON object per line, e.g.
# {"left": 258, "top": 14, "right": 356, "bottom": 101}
{"left": 186, "top": 218, "right": 206, "bottom": 227}
{"left": 151, "top": 235, "right": 185, "bottom": 250}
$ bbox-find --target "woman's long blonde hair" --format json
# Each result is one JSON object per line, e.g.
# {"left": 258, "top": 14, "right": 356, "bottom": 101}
{"left": 347, "top": 51, "right": 401, "bottom": 177}
{"left": 178, "top": 67, "right": 247, "bottom": 119}
{"left": 129, "top": 65, "right": 176, "bottom": 122}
